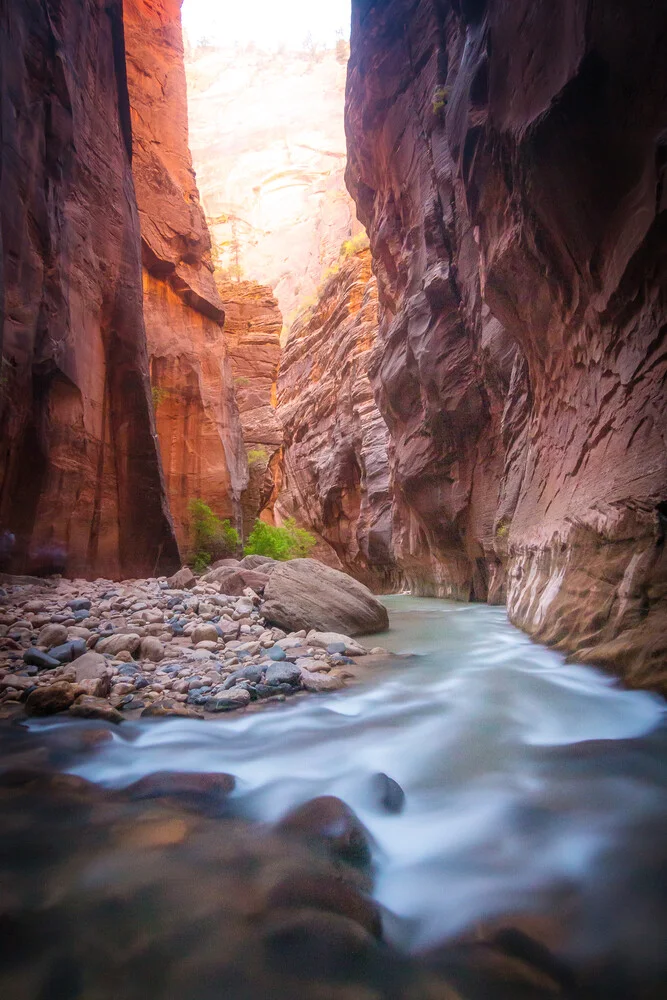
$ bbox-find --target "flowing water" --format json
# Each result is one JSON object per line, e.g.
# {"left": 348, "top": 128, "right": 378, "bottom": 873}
{"left": 7, "top": 597, "right": 667, "bottom": 991}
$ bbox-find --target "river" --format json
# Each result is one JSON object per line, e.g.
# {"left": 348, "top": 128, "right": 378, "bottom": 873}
{"left": 7, "top": 596, "right": 667, "bottom": 993}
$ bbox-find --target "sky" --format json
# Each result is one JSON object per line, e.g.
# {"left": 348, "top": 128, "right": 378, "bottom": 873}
{"left": 181, "top": 0, "right": 351, "bottom": 51}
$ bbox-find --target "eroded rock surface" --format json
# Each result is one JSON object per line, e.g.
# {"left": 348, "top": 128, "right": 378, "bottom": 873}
{"left": 276, "top": 249, "right": 399, "bottom": 590}
{"left": 0, "top": 0, "right": 179, "bottom": 580}
{"left": 124, "top": 0, "right": 247, "bottom": 552}
{"left": 346, "top": 0, "right": 667, "bottom": 690}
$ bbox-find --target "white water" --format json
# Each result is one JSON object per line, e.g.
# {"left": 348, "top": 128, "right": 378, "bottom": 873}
{"left": 57, "top": 597, "right": 667, "bottom": 965}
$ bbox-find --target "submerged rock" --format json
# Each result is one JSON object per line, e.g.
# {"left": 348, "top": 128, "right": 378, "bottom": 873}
{"left": 277, "top": 796, "right": 372, "bottom": 868}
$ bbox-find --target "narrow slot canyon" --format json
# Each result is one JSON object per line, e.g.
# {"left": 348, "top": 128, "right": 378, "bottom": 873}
{"left": 0, "top": 2, "right": 666, "bottom": 998}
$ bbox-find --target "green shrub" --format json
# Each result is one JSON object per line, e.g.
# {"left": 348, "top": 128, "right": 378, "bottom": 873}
{"left": 243, "top": 518, "right": 316, "bottom": 561}
{"left": 151, "top": 385, "right": 170, "bottom": 411}
{"left": 432, "top": 85, "right": 452, "bottom": 117}
{"left": 340, "top": 232, "right": 369, "bottom": 257}
{"left": 188, "top": 498, "right": 240, "bottom": 570}
{"left": 247, "top": 447, "right": 269, "bottom": 468}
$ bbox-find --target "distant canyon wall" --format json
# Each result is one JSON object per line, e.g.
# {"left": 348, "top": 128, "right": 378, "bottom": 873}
{"left": 0, "top": 0, "right": 179, "bottom": 579}
{"left": 345, "top": 0, "right": 667, "bottom": 688}
{"left": 124, "top": 0, "right": 248, "bottom": 555}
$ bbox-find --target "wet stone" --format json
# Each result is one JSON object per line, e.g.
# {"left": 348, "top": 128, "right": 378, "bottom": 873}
{"left": 23, "top": 648, "right": 61, "bottom": 670}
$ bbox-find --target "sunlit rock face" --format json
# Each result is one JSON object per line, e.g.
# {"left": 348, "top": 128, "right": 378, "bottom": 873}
{"left": 346, "top": 0, "right": 667, "bottom": 689}
{"left": 124, "top": 0, "right": 247, "bottom": 553}
{"left": 217, "top": 278, "right": 283, "bottom": 536}
{"left": 185, "top": 42, "right": 360, "bottom": 332}
{"left": 276, "top": 250, "right": 400, "bottom": 591}
{"left": 0, "top": 0, "right": 179, "bottom": 580}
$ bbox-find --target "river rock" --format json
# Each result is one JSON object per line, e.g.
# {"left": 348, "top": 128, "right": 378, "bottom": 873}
{"left": 306, "top": 630, "right": 368, "bottom": 656}
{"left": 48, "top": 639, "right": 87, "bottom": 663}
{"left": 299, "top": 670, "right": 344, "bottom": 693}
{"left": 69, "top": 695, "right": 123, "bottom": 724}
{"left": 25, "top": 682, "right": 77, "bottom": 717}
{"left": 204, "top": 687, "right": 251, "bottom": 712}
{"left": 370, "top": 773, "right": 405, "bottom": 815}
{"left": 264, "top": 871, "right": 382, "bottom": 938}
{"left": 167, "top": 567, "right": 196, "bottom": 590}
{"left": 264, "top": 662, "right": 302, "bottom": 687}
{"left": 200, "top": 566, "right": 270, "bottom": 595}
{"left": 124, "top": 770, "right": 235, "bottom": 815}
{"left": 139, "top": 636, "right": 165, "bottom": 662}
{"left": 141, "top": 700, "right": 203, "bottom": 719}
{"left": 67, "top": 598, "right": 91, "bottom": 612}
{"left": 267, "top": 645, "right": 287, "bottom": 661}
{"left": 191, "top": 623, "right": 218, "bottom": 645}
{"left": 239, "top": 554, "right": 278, "bottom": 572}
{"left": 261, "top": 560, "right": 388, "bottom": 636}
{"left": 37, "top": 623, "right": 69, "bottom": 648}
{"left": 96, "top": 633, "right": 142, "bottom": 656}
{"left": 23, "top": 648, "right": 61, "bottom": 670}
{"left": 277, "top": 796, "right": 372, "bottom": 867}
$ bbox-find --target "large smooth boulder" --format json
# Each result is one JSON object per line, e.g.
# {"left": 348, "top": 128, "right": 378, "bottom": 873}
{"left": 261, "top": 560, "right": 388, "bottom": 636}
{"left": 239, "top": 554, "right": 278, "bottom": 573}
{"left": 200, "top": 566, "right": 270, "bottom": 595}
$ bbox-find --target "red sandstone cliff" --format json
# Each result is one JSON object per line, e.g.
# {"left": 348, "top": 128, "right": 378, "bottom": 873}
{"left": 217, "top": 277, "right": 283, "bottom": 536}
{"left": 346, "top": 0, "right": 667, "bottom": 689}
{"left": 276, "top": 249, "right": 398, "bottom": 590}
{"left": 124, "top": 0, "right": 247, "bottom": 554}
{"left": 0, "top": 0, "right": 179, "bottom": 580}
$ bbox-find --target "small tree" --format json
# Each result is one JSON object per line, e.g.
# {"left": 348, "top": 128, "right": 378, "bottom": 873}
{"left": 244, "top": 518, "right": 316, "bottom": 561}
{"left": 188, "top": 498, "right": 240, "bottom": 571}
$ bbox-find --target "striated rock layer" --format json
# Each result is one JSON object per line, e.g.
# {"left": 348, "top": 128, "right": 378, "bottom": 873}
{"left": 346, "top": 0, "right": 667, "bottom": 690}
{"left": 0, "top": 0, "right": 179, "bottom": 579}
{"left": 276, "top": 250, "right": 399, "bottom": 590}
{"left": 217, "top": 278, "right": 283, "bottom": 537}
{"left": 124, "top": 0, "right": 247, "bottom": 554}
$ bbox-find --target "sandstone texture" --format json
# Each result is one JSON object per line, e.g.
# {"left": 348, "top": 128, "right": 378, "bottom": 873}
{"left": 276, "top": 249, "right": 399, "bottom": 590}
{"left": 185, "top": 41, "right": 361, "bottom": 330}
{"left": 261, "top": 559, "right": 389, "bottom": 636}
{"left": 124, "top": 0, "right": 247, "bottom": 554}
{"left": 0, "top": 0, "right": 179, "bottom": 580}
{"left": 346, "top": 0, "right": 667, "bottom": 690}
{"left": 217, "top": 277, "right": 283, "bottom": 534}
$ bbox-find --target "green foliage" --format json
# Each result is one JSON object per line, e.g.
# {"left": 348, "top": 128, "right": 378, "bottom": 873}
{"left": 247, "top": 447, "right": 269, "bottom": 468}
{"left": 234, "top": 376, "right": 250, "bottom": 388}
{"left": 495, "top": 520, "right": 510, "bottom": 540}
{"left": 432, "top": 85, "right": 452, "bottom": 117}
{"left": 187, "top": 498, "right": 240, "bottom": 570}
{"left": 151, "top": 385, "right": 170, "bottom": 411}
{"left": 340, "top": 232, "right": 370, "bottom": 258}
{"left": 244, "top": 518, "right": 316, "bottom": 561}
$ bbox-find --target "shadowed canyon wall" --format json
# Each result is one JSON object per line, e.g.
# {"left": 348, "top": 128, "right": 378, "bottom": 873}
{"left": 346, "top": 0, "right": 667, "bottom": 689}
{"left": 0, "top": 0, "right": 179, "bottom": 580}
{"left": 124, "top": 0, "right": 248, "bottom": 554}
{"left": 276, "top": 249, "right": 399, "bottom": 590}
{"left": 217, "top": 277, "right": 283, "bottom": 536}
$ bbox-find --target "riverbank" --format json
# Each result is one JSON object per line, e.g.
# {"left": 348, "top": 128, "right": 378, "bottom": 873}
{"left": 0, "top": 566, "right": 395, "bottom": 724}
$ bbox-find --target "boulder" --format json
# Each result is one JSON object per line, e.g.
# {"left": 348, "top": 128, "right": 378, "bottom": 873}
{"left": 300, "top": 670, "right": 344, "bottom": 693}
{"left": 96, "top": 633, "right": 142, "bottom": 656}
{"left": 139, "top": 636, "right": 165, "bottom": 662}
{"left": 210, "top": 558, "right": 241, "bottom": 571}
{"left": 37, "top": 623, "right": 69, "bottom": 648}
{"left": 262, "top": 560, "right": 389, "bottom": 636}
{"left": 239, "top": 554, "right": 278, "bottom": 572}
{"left": 204, "top": 688, "right": 251, "bottom": 711}
{"left": 200, "top": 566, "right": 269, "bottom": 595}
{"left": 69, "top": 696, "right": 124, "bottom": 724}
{"left": 25, "top": 683, "right": 77, "bottom": 717}
{"left": 264, "top": 662, "right": 302, "bottom": 687}
{"left": 277, "top": 796, "right": 371, "bottom": 867}
{"left": 306, "top": 631, "right": 367, "bottom": 656}
{"left": 23, "top": 648, "right": 61, "bottom": 670}
{"left": 191, "top": 623, "right": 219, "bottom": 645}
{"left": 167, "top": 567, "right": 196, "bottom": 590}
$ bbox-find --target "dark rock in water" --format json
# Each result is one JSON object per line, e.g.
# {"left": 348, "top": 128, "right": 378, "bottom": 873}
{"left": 67, "top": 598, "right": 91, "bottom": 612}
{"left": 265, "top": 662, "right": 302, "bottom": 687}
{"left": 268, "top": 645, "right": 287, "bottom": 661}
{"left": 253, "top": 683, "right": 296, "bottom": 700}
{"left": 262, "top": 559, "right": 389, "bottom": 636}
{"left": 370, "top": 773, "right": 405, "bottom": 815}
{"left": 48, "top": 639, "right": 87, "bottom": 663}
{"left": 261, "top": 908, "right": 377, "bottom": 978}
{"left": 265, "top": 871, "right": 382, "bottom": 939}
{"left": 25, "top": 683, "right": 77, "bottom": 717}
{"left": 23, "top": 648, "right": 61, "bottom": 670}
{"left": 277, "top": 796, "right": 372, "bottom": 868}
{"left": 124, "top": 770, "right": 235, "bottom": 816}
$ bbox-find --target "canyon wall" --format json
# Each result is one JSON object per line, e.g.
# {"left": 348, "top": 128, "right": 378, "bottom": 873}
{"left": 0, "top": 0, "right": 179, "bottom": 579}
{"left": 217, "top": 277, "right": 283, "bottom": 536}
{"left": 346, "top": 0, "right": 667, "bottom": 689}
{"left": 124, "top": 0, "right": 247, "bottom": 554}
{"left": 276, "top": 249, "right": 399, "bottom": 590}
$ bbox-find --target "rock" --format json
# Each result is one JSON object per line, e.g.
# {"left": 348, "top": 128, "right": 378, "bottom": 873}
{"left": 204, "top": 687, "right": 251, "bottom": 711}
{"left": 210, "top": 558, "right": 242, "bottom": 571}
{"left": 76, "top": 677, "right": 110, "bottom": 698}
{"left": 261, "top": 909, "right": 378, "bottom": 976}
{"left": 69, "top": 696, "right": 124, "bottom": 724}
{"left": 265, "top": 871, "right": 382, "bottom": 938}
{"left": 239, "top": 554, "right": 278, "bottom": 572}
{"left": 262, "top": 560, "right": 388, "bottom": 636}
{"left": 96, "top": 634, "right": 142, "bottom": 656}
{"left": 191, "top": 623, "right": 219, "bottom": 645}
{"left": 167, "top": 567, "right": 196, "bottom": 590}
{"left": 141, "top": 700, "right": 203, "bottom": 719}
{"left": 0, "top": 674, "right": 35, "bottom": 692}
{"left": 139, "top": 636, "right": 165, "bottom": 662}
{"left": 264, "top": 662, "right": 302, "bottom": 687}
{"left": 223, "top": 665, "right": 264, "bottom": 688}
{"left": 67, "top": 598, "right": 92, "bottom": 612}
{"left": 300, "top": 670, "right": 344, "bottom": 693}
{"left": 37, "top": 624, "right": 69, "bottom": 648}
{"left": 277, "top": 796, "right": 372, "bottom": 867}
{"left": 25, "top": 683, "right": 77, "bottom": 717}
{"left": 306, "top": 631, "right": 368, "bottom": 656}
{"left": 124, "top": 770, "right": 235, "bottom": 814}
{"left": 370, "top": 773, "right": 405, "bottom": 815}
{"left": 267, "top": 645, "right": 287, "bottom": 661}
{"left": 22, "top": 648, "right": 61, "bottom": 670}
{"left": 47, "top": 639, "right": 88, "bottom": 663}
{"left": 200, "top": 567, "right": 270, "bottom": 595}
